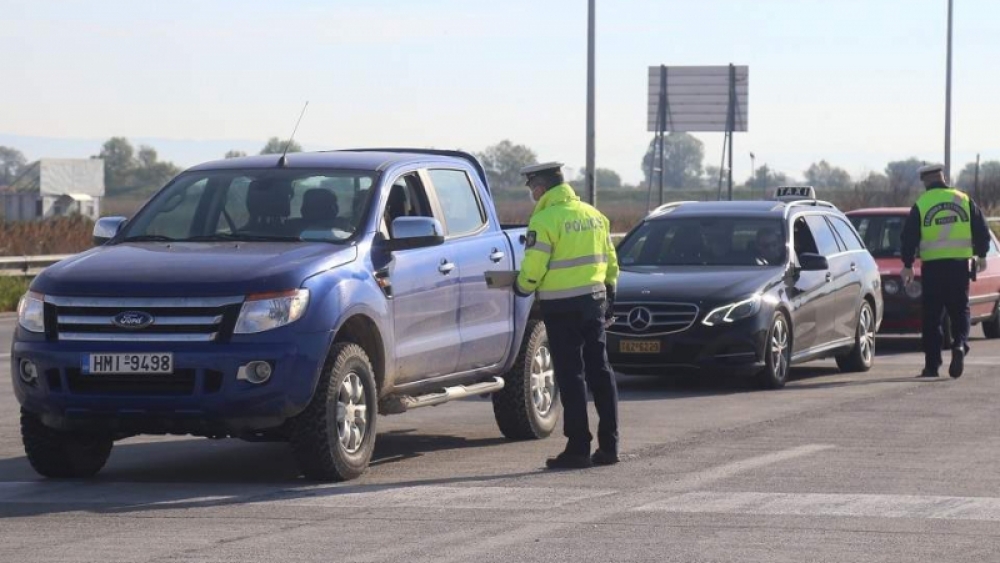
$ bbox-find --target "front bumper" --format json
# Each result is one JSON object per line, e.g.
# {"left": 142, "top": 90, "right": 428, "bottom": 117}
{"left": 607, "top": 315, "right": 769, "bottom": 377}
{"left": 10, "top": 331, "right": 332, "bottom": 435}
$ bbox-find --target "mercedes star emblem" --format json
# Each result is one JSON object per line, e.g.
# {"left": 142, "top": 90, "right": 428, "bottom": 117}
{"left": 627, "top": 307, "right": 653, "bottom": 331}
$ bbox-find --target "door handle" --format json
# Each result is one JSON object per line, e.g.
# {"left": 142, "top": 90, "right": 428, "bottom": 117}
{"left": 438, "top": 260, "right": 455, "bottom": 275}
{"left": 825, "top": 272, "right": 833, "bottom": 282}
{"left": 850, "top": 263, "right": 857, "bottom": 272}
{"left": 489, "top": 249, "right": 506, "bottom": 263}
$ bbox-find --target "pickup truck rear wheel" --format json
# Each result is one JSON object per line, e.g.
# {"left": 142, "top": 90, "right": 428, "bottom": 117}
{"left": 21, "top": 409, "right": 113, "bottom": 478}
{"left": 492, "top": 320, "right": 559, "bottom": 440}
{"left": 290, "top": 343, "right": 377, "bottom": 481}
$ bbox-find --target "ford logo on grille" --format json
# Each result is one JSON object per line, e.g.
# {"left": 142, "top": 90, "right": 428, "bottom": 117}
{"left": 627, "top": 307, "right": 653, "bottom": 331}
{"left": 112, "top": 311, "right": 155, "bottom": 330}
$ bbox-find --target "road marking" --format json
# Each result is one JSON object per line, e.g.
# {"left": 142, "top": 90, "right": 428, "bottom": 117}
{"left": 278, "top": 484, "right": 614, "bottom": 509}
{"left": 0, "top": 353, "right": 10, "bottom": 360}
{"left": 653, "top": 444, "right": 835, "bottom": 492}
{"left": 636, "top": 491, "right": 1000, "bottom": 521}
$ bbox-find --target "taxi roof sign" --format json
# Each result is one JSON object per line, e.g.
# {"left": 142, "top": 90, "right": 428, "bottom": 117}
{"left": 774, "top": 185, "right": 816, "bottom": 202}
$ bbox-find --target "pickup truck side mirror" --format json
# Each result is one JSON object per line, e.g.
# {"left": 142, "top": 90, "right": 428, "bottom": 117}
{"left": 93, "top": 216, "right": 128, "bottom": 246}
{"left": 385, "top": 217, "right": 445, "bottom": 251}
{"left": 798, "top": 252, "right": 829, "bottom": 271}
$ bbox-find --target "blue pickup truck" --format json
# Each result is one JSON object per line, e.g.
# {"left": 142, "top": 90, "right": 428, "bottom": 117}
{"left": 11, "top": 149, "right": 557, "bottom": 481}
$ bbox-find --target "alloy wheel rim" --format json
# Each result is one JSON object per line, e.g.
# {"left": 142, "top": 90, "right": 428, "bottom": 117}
{"left": 529, "top": 345, "right": 556, "bottom": 416}
{"left": 771, "top": 318, "right": 789, "bottom": 380}
{"left": 336, "top": 372, "right": 368, "bottom": 454}
{"left": 859, "top": 306, "right": 874, "bottom": 364}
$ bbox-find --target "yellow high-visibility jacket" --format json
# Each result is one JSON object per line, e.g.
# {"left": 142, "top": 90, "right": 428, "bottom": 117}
{"left": 916, "top": 188, "right": 974, "bottom": 261}
{"left": 515, "top": 183, "right": 619, "bottom": 300}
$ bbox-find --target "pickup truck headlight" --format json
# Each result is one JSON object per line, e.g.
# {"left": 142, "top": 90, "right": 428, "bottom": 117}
{"left": 702, "top": 295, "right": 761, "bottom": 327}
{"left": 17, "top": 291, "right": 45, "bottom": 333}
{"left": 234, "top": 289, "right": 310, "bottom": 334}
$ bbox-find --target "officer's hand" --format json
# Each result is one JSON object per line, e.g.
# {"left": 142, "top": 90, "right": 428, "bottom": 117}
{"left": 901, "top": 267, "right": 915, "bottom": 287}
{"left": 977, "top": 256, "right": 988, "bottom": 273}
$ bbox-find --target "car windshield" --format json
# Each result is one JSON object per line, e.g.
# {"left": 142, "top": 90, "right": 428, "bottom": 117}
{"left": 618, "top": 217, "right": 787, "bottom": 267}
{"left": 848, "top": 214, "right": 904, "bottom": 258}
{"left": 120, "top": 169, "right": 377, "bottom": 243}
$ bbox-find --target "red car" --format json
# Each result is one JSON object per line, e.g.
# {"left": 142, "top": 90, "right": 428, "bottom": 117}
{"left": 846, "top": 207, "right": 1000, "bottom": 340}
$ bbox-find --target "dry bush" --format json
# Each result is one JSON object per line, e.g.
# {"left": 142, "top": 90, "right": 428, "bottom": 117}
{"left": 0, "top": 216, "right": 96, "bottom": 256}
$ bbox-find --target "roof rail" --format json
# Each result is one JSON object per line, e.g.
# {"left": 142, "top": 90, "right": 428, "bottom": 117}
{"left": 783, "top": 198, "right": 838, "bottom": 218}
{"left": 336, "top": 148, "right": 490, "bottom": 192}
{"left": 648, "top": 200, "right": 697, "bottom": 217}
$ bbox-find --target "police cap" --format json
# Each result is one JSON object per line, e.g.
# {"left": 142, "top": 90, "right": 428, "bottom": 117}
{"left": 918, "top": 163, "right": 944, "bottom": 176}
{"left": 520, "top": 161, "right": 564, "bottom": 180}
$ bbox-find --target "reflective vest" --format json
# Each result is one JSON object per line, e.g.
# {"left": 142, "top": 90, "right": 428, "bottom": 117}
{"left": 916, "top": 187, "right": 973, "bottom": 261}
{"left": 516, "top": 183, "right": 620, "bottom": 300}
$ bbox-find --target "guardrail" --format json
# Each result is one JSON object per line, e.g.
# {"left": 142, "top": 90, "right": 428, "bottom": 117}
{"left": 2, "top": 235, "right": 630, "bottom": 278}
{"left": 0, "top": 254, "right": 74, "bottom": 277}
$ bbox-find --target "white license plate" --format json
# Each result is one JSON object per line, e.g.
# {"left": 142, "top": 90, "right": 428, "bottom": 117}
{"left": 84, "top": 353, "right": 174, "bottom": 374}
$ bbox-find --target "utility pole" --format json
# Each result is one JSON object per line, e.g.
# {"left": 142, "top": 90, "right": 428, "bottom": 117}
{"left": 585, "top": 0, "right": 597, "bottom": 205}
{"left": 945, "top": 0, "right": 954, "bottom": 180}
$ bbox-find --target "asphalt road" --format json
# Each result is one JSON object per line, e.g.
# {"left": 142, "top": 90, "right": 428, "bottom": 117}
{"left": 3, "top": 313, "right": 1000, "bottom": 562}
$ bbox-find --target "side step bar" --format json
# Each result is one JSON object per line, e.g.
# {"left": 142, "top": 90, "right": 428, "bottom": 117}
{"left": 380, "top": 377, "right": 505, "bottom": 414}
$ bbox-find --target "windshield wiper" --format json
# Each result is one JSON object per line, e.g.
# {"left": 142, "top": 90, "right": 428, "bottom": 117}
{"left": 181, "top": 233, "right": 302, "bottom": 242}
{"left": 121, "top": 234, "right": 177, "bottom": 242}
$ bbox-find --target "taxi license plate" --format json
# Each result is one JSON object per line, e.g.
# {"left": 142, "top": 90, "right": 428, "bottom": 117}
{"left": 619, "top": 340, "right": 661, "bottom": 354}
{"left": 84, "top": 353, "right": 174, "bottom": 375}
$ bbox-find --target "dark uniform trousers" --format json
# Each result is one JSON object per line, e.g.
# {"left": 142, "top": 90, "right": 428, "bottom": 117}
{"left": 542, "top": 298, "right": 619, "bottom": 456}
{"left": 921, "top": 259, "right": 971, "bottom": 368}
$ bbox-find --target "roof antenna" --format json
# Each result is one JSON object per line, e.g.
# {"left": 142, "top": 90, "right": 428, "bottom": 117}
{"left": 277, "top": 101, "right": 309, "bottom": 168}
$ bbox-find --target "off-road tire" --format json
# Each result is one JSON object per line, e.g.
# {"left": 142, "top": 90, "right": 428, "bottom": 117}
{"left": 836, "top": 300, "right": 876, "bottom": 373}
{"left": 492, "top": 320, "right": 559, "bottom": 440}
{"left": 290, "top": 343, "right": 377, "bottom": 481}
{"left": 758, "top": 311, "right": 792, "bottom": 390}
{"left": 21, "top": 409, "right": 113, "bottom": 478}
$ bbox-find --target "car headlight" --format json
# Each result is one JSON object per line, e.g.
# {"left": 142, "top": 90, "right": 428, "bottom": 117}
{"left": 904, "top": 279, "right": 922, "bottom": 299}
{"left": 702, "top": 295, "right": 761, "bottom": 326}
{"left": 17, "top": 291, "right": 45, "bottom": 333}
{"left": 883, "top": 278, "right": 900, "bottom": 295}
{"left": 234, "top": 289, "right": 310, "bottom": 334}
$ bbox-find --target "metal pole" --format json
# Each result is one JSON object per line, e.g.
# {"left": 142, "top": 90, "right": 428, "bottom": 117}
{"left": 945, "top": 0, "right": 953, "bottom": 180}
{"left": 586, "top": 0, "right": 596, "bottom": 205}
{"left": 727, "top": 64, "right": 735, "bottom": 200}
{"left": 658, "top": 66, "right": 667, "bottom": 206}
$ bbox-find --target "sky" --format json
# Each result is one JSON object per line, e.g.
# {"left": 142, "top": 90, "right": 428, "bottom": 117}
{"left": 3, "top": 0, "right": 1000, "bottom": 186}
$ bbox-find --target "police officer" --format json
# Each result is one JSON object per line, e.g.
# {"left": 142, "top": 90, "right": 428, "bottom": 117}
{"left": 900, "top": 163, "right": 991, "bottom": 379}
{"left": 514, "top": 162, "right": 621, "bottom": 469}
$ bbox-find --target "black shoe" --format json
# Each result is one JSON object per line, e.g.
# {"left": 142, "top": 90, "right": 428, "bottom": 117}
{"left": 545, "top": 451, "right": 593, "bottom": 470}
{"left": 950, "top": 347, "right": 965, "bottom": 379}
{"left": 591, "top": 449, "right": 620, "bottom": 466}
{"left": 918, "top": 367, "right": 939, "bottom": 378}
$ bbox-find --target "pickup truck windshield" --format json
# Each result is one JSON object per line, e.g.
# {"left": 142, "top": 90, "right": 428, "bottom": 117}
{"left": 121, "top": 169, "right": 377, "bottom": 243}
{"left": 619, "top": 217, "right": 787, "bottom": 266}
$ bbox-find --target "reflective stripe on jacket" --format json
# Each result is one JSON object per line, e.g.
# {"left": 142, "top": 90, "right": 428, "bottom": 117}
{"left": 916, "top": 188, "right": 973, "bottom": 261}
{"left": 515, "top": 183, "right": 619, "bottom": 300}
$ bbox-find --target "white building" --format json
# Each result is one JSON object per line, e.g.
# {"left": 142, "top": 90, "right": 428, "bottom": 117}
{"left": 1, "top": 159, "right": 105, "bottom": 221}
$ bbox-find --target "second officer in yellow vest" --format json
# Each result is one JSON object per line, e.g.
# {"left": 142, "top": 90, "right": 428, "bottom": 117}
{"left": 900, "top": 163, "right": 991, "bottom": 378}
{"left": 514, "top": 161, "right": 621, "bottom": 469}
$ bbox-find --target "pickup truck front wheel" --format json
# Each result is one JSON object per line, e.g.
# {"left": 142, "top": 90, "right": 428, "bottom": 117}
{"left": 290, "top": 343, "right": 377, "bottom": 481}
{"left": 492, "top": 320, "right": 559, "bottom": 440}
{"left": 21, "top": 409, "right": 113, "bottom": 478}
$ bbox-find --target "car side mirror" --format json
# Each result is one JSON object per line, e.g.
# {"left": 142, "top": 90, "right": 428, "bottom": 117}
{"left": 93, "top": 216, "right": 127, "bottom": 246}
{"left": 798, "top": 252, "right": 829, "bottom": 271}
{"left": 385, "top": 217, "right": 445, "bottom": 251}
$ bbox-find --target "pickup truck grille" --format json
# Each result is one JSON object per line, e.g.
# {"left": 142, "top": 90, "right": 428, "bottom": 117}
{"left": 607, "top": 301, "right": 699, "bottom": 336}
{"left": 46, "top": 295, "right": 244, "bottom": 343}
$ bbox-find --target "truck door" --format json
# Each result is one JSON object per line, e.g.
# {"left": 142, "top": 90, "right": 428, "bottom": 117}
{"left": 383, "top": 173, "right": 461, "bottom": 382}
{"left": 424, "top": 169, "right": 513, "bottom": 372}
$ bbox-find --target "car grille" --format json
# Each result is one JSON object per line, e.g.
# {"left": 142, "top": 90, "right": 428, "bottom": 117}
{"left": 46, "top": 295, "right": 243, "bottom": 343}
{"left": 608, "top": 301, "right": 699, "bottom": 336}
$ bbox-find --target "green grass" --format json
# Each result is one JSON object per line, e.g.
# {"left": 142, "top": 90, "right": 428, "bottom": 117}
{"left": 0, "top": 277, "right": 30, "bottom": 312}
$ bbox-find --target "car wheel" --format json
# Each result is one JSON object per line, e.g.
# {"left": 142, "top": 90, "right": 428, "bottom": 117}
{"left": 836, "top": 300, "right": 876, "bottom": 373}
{"left": 492, "top": 320, "right": 560, "bottom": 440}
{"left": 21, "top": 409, "right": 113, "bottom": 478}
{"left": 758, "top": 312, "right": 791, "bottom": 389}
{"left": 290, "top": 342, "right": 377, "bottom": 481}
{"left": 982, "top": 304, "right": 1000, "bottom": 339}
